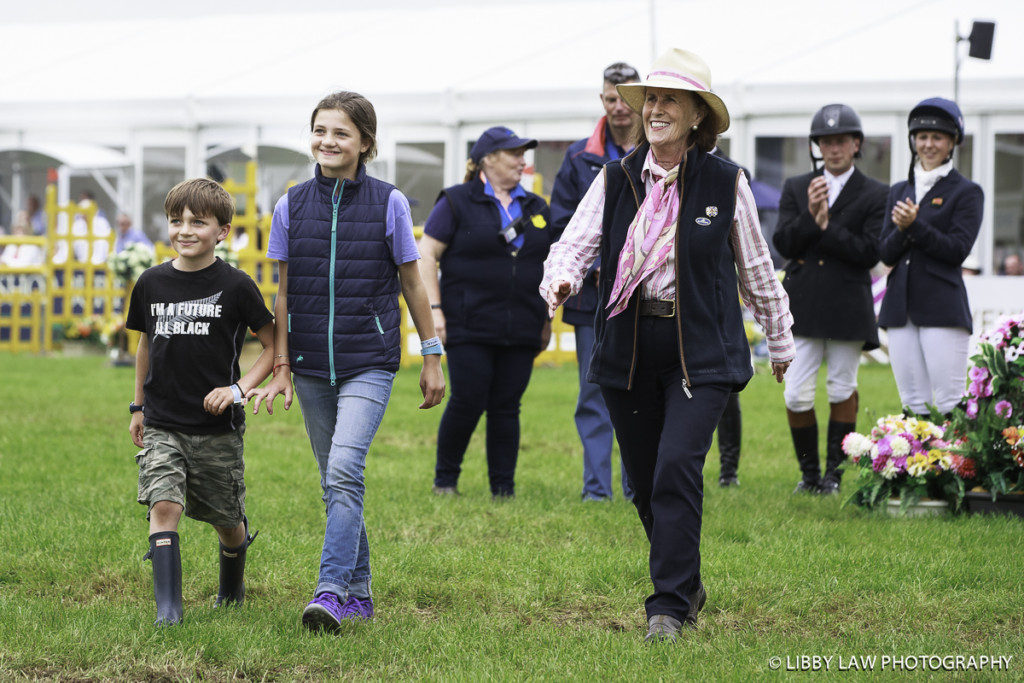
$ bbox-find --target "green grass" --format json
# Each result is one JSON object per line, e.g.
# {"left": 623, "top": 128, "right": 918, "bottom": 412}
{"left": 0, "top": 353, "right": 1022, "bottom": 680}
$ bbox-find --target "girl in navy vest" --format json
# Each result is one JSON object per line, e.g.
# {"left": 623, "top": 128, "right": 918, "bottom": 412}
{"left": 878, "top": 98, "right": 983, "bottom": 416}
{"left": 251, "top": 91, "right": 445, "bottom": 632}
{"left": 418, "top": 126, "right": 552, "bottom": 499}
{"left": 543, "top": 49, "right": 794, "bottom": 642}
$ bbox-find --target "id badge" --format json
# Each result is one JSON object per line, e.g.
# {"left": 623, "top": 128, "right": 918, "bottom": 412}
{"left": 500, "top": 224, "right": 519, "bottom": 244}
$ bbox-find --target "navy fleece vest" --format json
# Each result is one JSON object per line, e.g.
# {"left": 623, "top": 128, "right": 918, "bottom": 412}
{"left": 438, "top": 180, "right": 552, "bottom": 348}
{"left": 287, "top": 164, "right": 401, "bottom": 382}
{"left": 589, "top": 143, "right": 753, "bottom": 391}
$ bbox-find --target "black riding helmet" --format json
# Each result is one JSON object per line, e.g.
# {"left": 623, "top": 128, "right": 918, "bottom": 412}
{"left": 809, "top": 103, "right": 864, "bottom": 170}
{"left": 906, "top": 97, "right": 964, "bottom": 181}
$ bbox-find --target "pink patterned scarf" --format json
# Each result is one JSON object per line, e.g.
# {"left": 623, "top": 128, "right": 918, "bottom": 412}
{"left": 605, "top": 159, "right": 681, "bottom": 318}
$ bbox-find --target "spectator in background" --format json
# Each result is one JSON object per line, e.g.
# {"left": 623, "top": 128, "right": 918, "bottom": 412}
{"left": 114, "top": 213, "right": 154, "bottom": 253}
{"left": 549, "top": 61, "right": 640, "bottom": 502}
{"left": 0, "top": 211, "right": 45, "bottom": 267}
{"left": 27, "top": 195, "right": 46, "bottom": 236}
{"left": 1000, "top": 251, "right": 1023, "bottom": 276}
{"left": 53, "top": 191, "right": 112, "bottom": 265}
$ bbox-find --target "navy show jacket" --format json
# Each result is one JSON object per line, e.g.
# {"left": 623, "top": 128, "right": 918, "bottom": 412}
{"left": 877, "top": 168, "right": 982, "bottom": 333}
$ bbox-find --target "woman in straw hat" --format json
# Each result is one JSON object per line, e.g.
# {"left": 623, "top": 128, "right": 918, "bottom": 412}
{"left": 542, "top": 48, "right": 794, "bottom": 642}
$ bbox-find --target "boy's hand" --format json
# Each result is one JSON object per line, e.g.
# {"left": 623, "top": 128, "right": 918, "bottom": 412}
{"left": 418, "top": 355, "right": 445, "bottom": 409}
{"left": 250, "top": 372, "right": 293, "bottom": 415}
{"left": 204, "top": 386, "right": 238, "bottom": 415}
{"left": 130, "top": 412, "right": 145, "bottom": 448}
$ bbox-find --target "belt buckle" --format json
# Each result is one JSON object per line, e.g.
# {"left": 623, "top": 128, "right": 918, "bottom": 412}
{"left": 657, "top": 299, "right": 675, "bottom": 317}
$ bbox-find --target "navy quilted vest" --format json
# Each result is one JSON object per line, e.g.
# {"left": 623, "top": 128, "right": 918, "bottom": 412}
{"left": 589, "top": 143, "right": 752, "bottom": 391}
{"left": 287, "top": 164, "right": 401, "bottom": 382}
{"left": 437, "top": 179, "right": 552, "bottom": 348}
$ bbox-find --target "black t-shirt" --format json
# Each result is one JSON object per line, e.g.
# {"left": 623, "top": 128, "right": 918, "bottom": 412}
{"left": 126, "top": 258, "right": 273, "bottom": 434}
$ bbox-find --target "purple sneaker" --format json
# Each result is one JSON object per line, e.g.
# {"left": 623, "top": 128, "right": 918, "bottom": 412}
{"left": 302, "top": 592, "right": 344, "bottom": 632}
{"left": 340, "top": 596, "right": 374, "bottom": 621}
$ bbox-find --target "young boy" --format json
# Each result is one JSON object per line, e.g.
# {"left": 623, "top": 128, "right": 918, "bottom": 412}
{"left": 126, "top": 178, "right": 275, "bottom": 626}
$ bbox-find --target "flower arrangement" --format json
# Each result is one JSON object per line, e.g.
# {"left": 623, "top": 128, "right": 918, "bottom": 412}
{"left": 60, "top": 316, "right": 104, "bottom": 344}
{"left": 944, "top": 313, "right": 1024, "bottom": 498}
{"left": 107, "top": 243, "right": 155, "bottom": 285}
{"left": 842, "top": 414, "right": 965, "bottom": 511}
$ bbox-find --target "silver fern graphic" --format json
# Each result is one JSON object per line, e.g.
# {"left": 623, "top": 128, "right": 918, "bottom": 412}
{"left": 155, "top": 291, "right": 223, "bottom": 338}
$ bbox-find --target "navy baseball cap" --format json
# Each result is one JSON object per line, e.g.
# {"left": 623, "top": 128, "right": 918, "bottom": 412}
{"left": 470, "top": 126, "right": 538, "bottom": 164}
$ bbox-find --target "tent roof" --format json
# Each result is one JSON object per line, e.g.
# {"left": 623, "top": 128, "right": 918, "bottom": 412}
{"left": 0, "top": 0, "right": 1016, "bottom": 106}
{"left": 0, "top": 143, "right": 131, "bottom": 169}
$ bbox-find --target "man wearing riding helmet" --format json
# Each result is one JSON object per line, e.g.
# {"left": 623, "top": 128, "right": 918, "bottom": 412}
{"left": 773, "top": 104, "right": 888, "bottom": 494}
{"left": 878, "top": 97, "right": 983, "bottom": 418}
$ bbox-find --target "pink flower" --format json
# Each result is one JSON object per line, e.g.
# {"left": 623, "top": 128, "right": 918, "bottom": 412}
{"left": 969, "top": 366, "right": 989, "bottom": 382}
{"left": 995, "top": 401, "right": 1013, "bottom": 419}
{"left": 966, "top": 399, "right": 979, "bottom": 419}
{"left": 892, "top": 455, "right": 908, "bottom": 472}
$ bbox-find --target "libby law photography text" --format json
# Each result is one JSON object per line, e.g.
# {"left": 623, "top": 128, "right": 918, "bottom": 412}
{"left": 770, "top": 654, "right": 1013, "bottom": 672}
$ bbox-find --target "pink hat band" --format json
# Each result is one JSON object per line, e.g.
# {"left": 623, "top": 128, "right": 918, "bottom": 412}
{"left": 647, "top": 70, "right": 709, "bottom": 92}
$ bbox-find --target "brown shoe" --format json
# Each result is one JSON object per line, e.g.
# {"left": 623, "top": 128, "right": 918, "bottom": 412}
{"left": 432, "top": 485, "right": 459, "bottom": 496}
{"left": 687, "top": 583, "right": 707, "bottom": 623}
{"left": 645, "top": 614, "right": 683, "bottom": 642}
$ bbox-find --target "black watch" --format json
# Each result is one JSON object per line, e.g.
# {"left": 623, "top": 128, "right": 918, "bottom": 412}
{"left": 129, "top": 402, "right": 145, "bottom": 414}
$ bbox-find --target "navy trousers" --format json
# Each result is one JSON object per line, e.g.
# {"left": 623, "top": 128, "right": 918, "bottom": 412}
{"left": 433, "top": 343, "right": 536, "bottom": 495}
{"left": 601, "top": 317, "right": 731, "bottom": 623}
{"left": 574, "top": 324, "right": 633, "bottom": 500}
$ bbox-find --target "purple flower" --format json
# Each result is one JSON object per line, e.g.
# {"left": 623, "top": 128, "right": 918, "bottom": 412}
{"left": 892, "top": 455, "right": 908, "bottom": 472}
{"left": 969, "top": 366, "right": 989, "bottom": 382}
{"left": 995, "top": 400, "right": 1013, "bottom": 419}
{"left": 875, "top": 437, "right": 893, "bottom": 457}
{"left": 966, "top": 399, "right": 979, "bottom": 419}
{"left": 872, "top": 454, "right": 889, "bottom": 473}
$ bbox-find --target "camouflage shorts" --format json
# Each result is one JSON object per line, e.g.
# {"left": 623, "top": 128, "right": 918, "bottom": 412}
{"left": 136, "top": 425, "right": 246, "bottom": 528}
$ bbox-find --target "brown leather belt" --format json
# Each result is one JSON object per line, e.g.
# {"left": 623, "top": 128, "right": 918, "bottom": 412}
{"left": 639, "top": 299, "right": 675, "bottom": 317}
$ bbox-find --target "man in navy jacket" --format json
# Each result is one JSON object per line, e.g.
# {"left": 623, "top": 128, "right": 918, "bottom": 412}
{"left": 550, "top": 62, "right": 639, "bottom": 501}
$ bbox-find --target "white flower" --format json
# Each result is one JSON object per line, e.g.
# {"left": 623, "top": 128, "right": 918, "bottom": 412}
{"left": 889, "top": 435, "right": 910, "bottom": 457}
{"left": 881, "top": 462, "right": 899, "bottom": 480}
{"left": 842, "top": 432, "right": 872, "bottom": 458}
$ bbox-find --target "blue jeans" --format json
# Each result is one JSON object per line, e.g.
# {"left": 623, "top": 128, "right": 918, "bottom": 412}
{"left": 575, "top": 325, "right": 632, "bottom": 500}
{"left": 293, "top": 369, "right": 394, "bottom": 600}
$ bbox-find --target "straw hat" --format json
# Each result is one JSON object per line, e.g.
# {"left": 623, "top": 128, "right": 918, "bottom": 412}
{"left": 616, "top": 48, "right": 730, "bottom": 135}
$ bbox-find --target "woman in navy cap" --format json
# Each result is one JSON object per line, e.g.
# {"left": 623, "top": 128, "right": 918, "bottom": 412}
{"left": 418, "top": 126, "right": 552, "bottom": 498}
{"left": 879, "top": 98, "right": 983, "bottom": 416}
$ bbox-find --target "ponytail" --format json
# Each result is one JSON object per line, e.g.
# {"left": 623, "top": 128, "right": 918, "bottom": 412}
{"left": 463, "top": 159, "right": 481, "bottom": 184}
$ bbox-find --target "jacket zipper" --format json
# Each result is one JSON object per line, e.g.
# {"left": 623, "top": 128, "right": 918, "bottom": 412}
{"left": 621, "top": 159, "right": 642, "bottom": 391}
{"left": 672, "top": 157, "right": 693, "bottom": 398}
{"left": 328, "top": 178, "right": 345, "bottom": 386}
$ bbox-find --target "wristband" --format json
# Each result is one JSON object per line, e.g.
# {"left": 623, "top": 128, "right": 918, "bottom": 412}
{"left": 421, "top": 338, "right": 444, "bottom": 356}
{"left": 230, "top": 383, "right": 244, "bottom": 404}
{"left": 273, "top": 361, "right": 290, "bottom": 373}
{"left": 430, "top": 304, "right": 442, "bottom": 310}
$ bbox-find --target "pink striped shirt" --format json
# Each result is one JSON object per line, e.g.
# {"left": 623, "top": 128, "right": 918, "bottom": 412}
{"left": 541, "top": 150, "right": 795, "bottom": 363}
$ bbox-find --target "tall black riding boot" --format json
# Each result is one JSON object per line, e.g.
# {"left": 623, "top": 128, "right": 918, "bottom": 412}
{"left": 214, "top": 516, "right": 259, "bottom": 607}
{"left": 717, "top": 392, "right": 742, "bottom": 486}
{"left": 821, "top": 392, "right": 858, "bottom": 495}
{"left": 145, "top": 531, "right": 183, "bottom": 626}
{"left": 788, "top": 416, "right": 820, "bottom": 493}
{"left": 821, "top": 421, "right": 856, "bottom": 494}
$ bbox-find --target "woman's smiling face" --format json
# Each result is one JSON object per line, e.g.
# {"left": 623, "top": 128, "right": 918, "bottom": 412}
{"left": 914, "top": 130, "right": 955, "bottom": 171}
{"left": 642, "top": 87, "right": 703, "bottom": 165}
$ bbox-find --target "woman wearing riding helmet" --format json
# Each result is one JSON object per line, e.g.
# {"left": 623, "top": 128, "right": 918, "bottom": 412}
{"left": 878, "top": 97, "right": 983, "bottom": 417}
